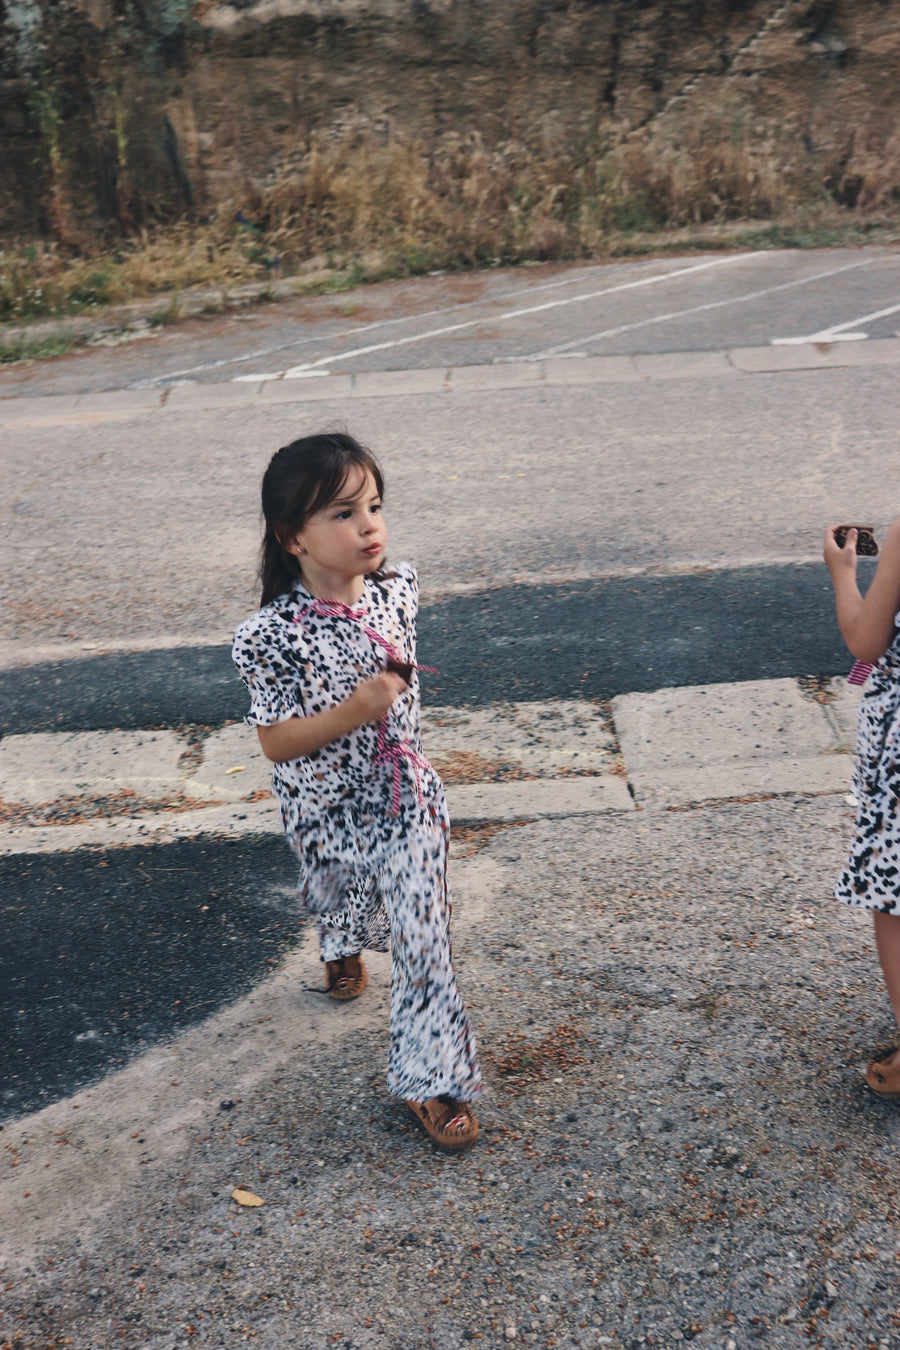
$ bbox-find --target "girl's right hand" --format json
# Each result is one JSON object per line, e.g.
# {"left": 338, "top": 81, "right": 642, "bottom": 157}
{"left": 347, "top": 671, "right": 408, "bottom": 725}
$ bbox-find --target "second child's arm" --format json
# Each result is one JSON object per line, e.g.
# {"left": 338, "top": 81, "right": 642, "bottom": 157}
{"left": 824, "top": 520, "right": 900, "bottom": 663}
{"left": 256, "top": 670, "right": 407, "bottom": 763}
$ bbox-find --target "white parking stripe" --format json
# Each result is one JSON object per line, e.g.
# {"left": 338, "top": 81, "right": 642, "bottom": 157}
{"left": 527, "top": 258, "right": 877, "bottom": 360}
{"left": 137, "top": 259, "right": 635, "bottom": 387}
{"left": 276, "top": 253, "right": 766, "bottom": 378}
{"left": 772, "top": 299, "right": 900, "bottom": 346}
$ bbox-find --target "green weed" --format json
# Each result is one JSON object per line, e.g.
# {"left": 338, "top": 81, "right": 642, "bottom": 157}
{"left": 0, "top": 332, "right": 80, "bottom": 364}
{"left": 148, "top": 292, "right": 181, "bottom": 326}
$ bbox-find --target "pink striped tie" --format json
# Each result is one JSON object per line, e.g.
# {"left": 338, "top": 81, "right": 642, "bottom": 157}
{"left": 847, "top": 661, "right": 873, "bottom": 687}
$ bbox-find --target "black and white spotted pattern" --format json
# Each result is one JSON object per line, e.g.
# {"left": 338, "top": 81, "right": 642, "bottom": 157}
{"left": 835, "top": 628, "right": 900, "bottom": 915}
{"left": 232, "top": 565, "right": 481, "bottom": 1102}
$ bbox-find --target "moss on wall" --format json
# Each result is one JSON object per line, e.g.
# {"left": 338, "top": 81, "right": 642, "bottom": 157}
{"left": 0, "top": 0, "right": 897, "bottom": 241}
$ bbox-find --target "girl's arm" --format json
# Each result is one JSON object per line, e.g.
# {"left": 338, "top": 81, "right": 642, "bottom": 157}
{"left": 824, "top": 520, "right": 900, "bottom": 663}
{"left": 256, "top": 670, "right": 407, "bottom": 763}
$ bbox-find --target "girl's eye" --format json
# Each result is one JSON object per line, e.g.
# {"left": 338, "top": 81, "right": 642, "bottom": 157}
{"left": 370, "top": 503, "right": 382, "bottom": 515}
{"left": 336, "top": 509, "right": 352, "bottom": 520}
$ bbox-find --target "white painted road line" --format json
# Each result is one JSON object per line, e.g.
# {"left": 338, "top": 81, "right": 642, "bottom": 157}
{"left": 772, "top": 298, "right": 900, "bottom": 346}
{"left": 529, "top": 257, "right": 877, "bottom": 360}
{"left": 138, "top": 258, "right": 637, "bottom": 388}
{"left": 273, "top": 253, "right": 768, "bottom": 379}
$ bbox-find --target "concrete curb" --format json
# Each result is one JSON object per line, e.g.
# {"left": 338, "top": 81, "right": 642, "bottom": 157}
{"left": 0, "top": 339, "right": 898, "bottom": 427}
{"left": 0, "top": 679, "right": 862, "bottom": 855}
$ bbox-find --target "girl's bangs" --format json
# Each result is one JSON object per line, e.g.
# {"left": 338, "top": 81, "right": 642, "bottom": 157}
{"left": 305, "top": 452, "right": 383, "bottom": 521}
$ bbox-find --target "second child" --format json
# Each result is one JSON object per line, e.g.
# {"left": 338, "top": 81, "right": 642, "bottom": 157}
{"left": 825, "top": 522, "right": 900, "bottom": 1096}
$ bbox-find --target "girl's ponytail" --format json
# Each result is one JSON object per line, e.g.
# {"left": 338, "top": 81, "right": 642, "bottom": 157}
{"left": 260, "top": 519, "right": 302, "bottom": 606}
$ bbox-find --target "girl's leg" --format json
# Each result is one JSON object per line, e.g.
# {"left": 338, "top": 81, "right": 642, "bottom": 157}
{"left": 381, "top": 800, "right": 481, "bottom": 1106}
{"left": 872, "top": 909, "right": 900, "bottom": 1029}
{"left": 865, "top": 910, "right": 900, "bottom": 1095}
{"left": 315, "top": 873, "right": 390, "bottom": 999}
{"left": 318, "top": 873, "right": 390, "bottom": 963}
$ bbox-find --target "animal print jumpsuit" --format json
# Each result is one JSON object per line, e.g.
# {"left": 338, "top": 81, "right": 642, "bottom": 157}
{"left": 836, "top": 625, "right": 900, "bottom": 916}
{"left": 232, "top": 564, "right": 481, "bottom": 1103}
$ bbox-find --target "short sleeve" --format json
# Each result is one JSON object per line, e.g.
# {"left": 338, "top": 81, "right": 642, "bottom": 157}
{"left": 232, "top": 611, "right": 306, "bottom": 726}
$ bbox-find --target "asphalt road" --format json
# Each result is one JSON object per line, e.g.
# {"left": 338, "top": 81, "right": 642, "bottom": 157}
{"left": 0, "top": 563, "right": 860, "bottom": 736}
{"left": 1, "top": 246, "right": 898, "bottom": 396}
{"left": 1, "top": 244, "right": 895, "bottom": 1124}
{"left": 1, "top": 838, "right": 299, "bottom": 1120}
{"left": 0, "top": 559, "right": 864, "bottom": 1121}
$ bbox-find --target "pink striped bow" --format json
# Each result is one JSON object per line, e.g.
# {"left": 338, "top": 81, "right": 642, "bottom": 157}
{"left": 375, "top": 727, "right": 433, "bottom": 815}
{"left": 848, "top": 660, "right": 874, "bottom": 686}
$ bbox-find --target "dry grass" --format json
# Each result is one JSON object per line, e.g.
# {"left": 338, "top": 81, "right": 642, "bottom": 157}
{"left": 600, "top": 90, "right": 815, "bottom": 230}
{"left": 2, "top": 93, "right": 899, "bottom": 328}
{"left": 233, "top": 129, "right": 601, "bottom": 276}
{"left": 0, "top": 221, "right": 277, "bottom": 323}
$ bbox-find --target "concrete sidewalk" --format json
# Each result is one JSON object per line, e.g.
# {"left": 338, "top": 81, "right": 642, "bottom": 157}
{"left": 1, "top": 338, "right": 899, "bottom": 428}
{"left": 0, "top": 676, "right": 863, "bottom": 855}
{"left": 3, "top": 675, "right": 899, "bottom": 1350}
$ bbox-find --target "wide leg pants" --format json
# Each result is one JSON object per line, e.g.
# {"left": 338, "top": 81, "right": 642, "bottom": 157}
{"left": 301, "top": 792, "right": 482, "bottom": 1103}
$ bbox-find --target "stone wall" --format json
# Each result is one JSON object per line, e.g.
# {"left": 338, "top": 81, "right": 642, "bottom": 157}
{"left": 1, "top": 0, "right": 898, "bottom": 238}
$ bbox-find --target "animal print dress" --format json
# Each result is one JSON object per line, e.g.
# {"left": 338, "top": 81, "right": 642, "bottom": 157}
{"left": 232, "top": 564, "right": 481, "bottom": 1103}
{"left": 835, "top": 626, "right": 900, "bottom": 915}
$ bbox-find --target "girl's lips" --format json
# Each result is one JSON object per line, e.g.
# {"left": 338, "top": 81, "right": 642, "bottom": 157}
{"left": 362, "top": 543, "right": 384, "bottom": 556}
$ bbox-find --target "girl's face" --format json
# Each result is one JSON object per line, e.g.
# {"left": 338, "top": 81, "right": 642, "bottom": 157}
{"left": 285, "top": 465, "right": 386, "bottom": 595}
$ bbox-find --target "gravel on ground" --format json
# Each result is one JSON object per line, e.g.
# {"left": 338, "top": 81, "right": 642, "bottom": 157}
{"left": 1, "top": 796, "right": 899, "bottom": 1350}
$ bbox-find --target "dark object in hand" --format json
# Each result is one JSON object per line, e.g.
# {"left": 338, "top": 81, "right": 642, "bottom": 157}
{"left": 386, "top": 655, "right": 414, "bottom": 682}
{"left": 835, "top": 524, "right": 878, "bottom": 556}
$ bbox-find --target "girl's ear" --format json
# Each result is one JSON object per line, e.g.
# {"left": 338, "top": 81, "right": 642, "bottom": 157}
{"left": 281, "top": 530, "right": 305, "bottom": 558}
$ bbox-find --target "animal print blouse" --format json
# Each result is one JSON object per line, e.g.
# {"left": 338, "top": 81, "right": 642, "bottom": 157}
{"left": 232, "top": 564, "right": 440, "bottom": 836}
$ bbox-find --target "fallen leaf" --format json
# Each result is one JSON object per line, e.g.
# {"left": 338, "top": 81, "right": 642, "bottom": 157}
{"left": 225, "top": 766, "right": 246, "bottom": 775}
{"left": 231, "top": 1186, "right": 264, "bottom": 1207}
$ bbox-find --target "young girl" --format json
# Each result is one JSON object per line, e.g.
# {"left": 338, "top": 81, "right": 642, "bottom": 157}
{"left": 825, "top": 522, "right": 900, "bottom": 1097}
{"left": 232, "top": 431, "right": 481, "bottom": 1149}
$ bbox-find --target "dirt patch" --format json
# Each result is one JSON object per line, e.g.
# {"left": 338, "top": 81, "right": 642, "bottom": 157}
{"left": 450, "top": 821, "right": 527, "bottom": 859}
{"left": 0, "top": 787, "right": 265, "bottom": 828}
{"left": 486, "top": 1024, "right": 588, "bottom": 1095}
{"left": 430, "top": 750, "right": 533, "bottom": 785}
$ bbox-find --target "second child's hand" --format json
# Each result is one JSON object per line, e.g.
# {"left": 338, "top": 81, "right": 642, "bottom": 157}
{"left": 825, "top": 519, "right": 900, "bottom": 663}
{"left": 824, "top": 525, "right": 859, "bottom": 580}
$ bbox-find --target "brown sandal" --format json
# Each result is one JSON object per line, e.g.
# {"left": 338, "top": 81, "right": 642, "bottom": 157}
{"left": 865, "top": 1047, "right": 900, "bottom": 1097}
{"left": 323, "top": 955, "right": 367, "bottom": 1001}
{"left": 405, "top": 1096, "right": 479, "bottom": 1152}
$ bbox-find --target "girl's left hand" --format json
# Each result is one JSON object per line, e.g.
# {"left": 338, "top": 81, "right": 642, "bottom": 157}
{"left": 824, "top": 525, "right": 859, "bottom": 577}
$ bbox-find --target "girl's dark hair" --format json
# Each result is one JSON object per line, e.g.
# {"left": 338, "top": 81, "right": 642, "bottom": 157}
{"left": 259, "top": 431, "right": 385, "bottom": 605}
